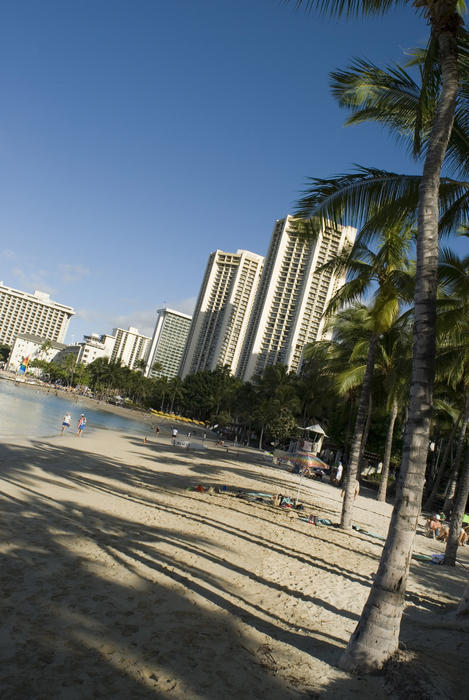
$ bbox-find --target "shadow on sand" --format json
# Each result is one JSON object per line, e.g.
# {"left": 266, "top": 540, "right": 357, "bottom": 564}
{"left": 1, "top": 438, "right": 467, "bottom": 698}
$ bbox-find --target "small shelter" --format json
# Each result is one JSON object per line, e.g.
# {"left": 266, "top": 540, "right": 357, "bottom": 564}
{"left": 289, "top": 423, "right": 327, "bottom": 455}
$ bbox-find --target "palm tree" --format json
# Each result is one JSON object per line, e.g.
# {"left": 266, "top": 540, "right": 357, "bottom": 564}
{"left": 134, "top": 358, "right": 147, "bottom": 374}
{"left": 283, "top": 0, "right": 465, "bottom": 667}
{"left": 422, "top": 375, "right": 464, "bottom": 509}
{"left": 60, "top": 352, "right": 78, "bottom": 386}
{"left": 444, "top": 444, "right": 469, "bottom": 565}
{"left": 435, "top": 250, "right": 469, "bottom": 513}
{"left": 320, "top": 223, "right": 413, "bottom": 528}
{"left": 168, "top": 376, "right": 185, "bottom": 413}
{"left": 280, "top": 0, "right": 462, "bottom": 671}
{"left": 252, "top": 365, "right": 300, "bottom": 449}
{"left": 431, "top": 249, "right": 469, "bottom": 563}
{"left": 40, "top": 340, "right": 53, "bottom": 362}
{"left": 375, "top": 319, "right": 412, "bottom": 500}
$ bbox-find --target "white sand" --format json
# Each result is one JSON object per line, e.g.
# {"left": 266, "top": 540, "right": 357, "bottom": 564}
{"left": 1, "top": 429, "right": 468, "bottom": 699}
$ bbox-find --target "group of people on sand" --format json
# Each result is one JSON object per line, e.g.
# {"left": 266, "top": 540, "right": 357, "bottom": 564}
{"left": 61, "top": 412, "right": 87, "bottom": 437}
{"left": 426, "top": 512, "right": 468, "bottom": 546}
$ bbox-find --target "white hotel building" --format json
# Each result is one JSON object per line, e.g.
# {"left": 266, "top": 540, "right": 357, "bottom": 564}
{"left": 179, "top": 249, "right": 264, "bottom": 378}
{"left": 0, "top": 283, "right": 74, "bottom": 346}
{"left": 238, "top": 216, "right": 356, "bottom": 381}
{"left": 110, "top": 326, "right": 151, "bottom": 370}
{"left": 145, "top": 308, "right": 192, "bottom": 380}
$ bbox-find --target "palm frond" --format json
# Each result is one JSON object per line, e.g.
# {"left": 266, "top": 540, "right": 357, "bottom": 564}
{"left": 286, "top": 0, "right": 406, "bottom": 18}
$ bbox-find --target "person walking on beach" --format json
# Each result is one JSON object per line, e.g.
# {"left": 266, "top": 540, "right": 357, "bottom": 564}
{"left": 341, "top": 478, "right": 360, "bottom": 500}
{"left": 171, "top": 427, "right": 178, "bottom": 445}
{"left": 61, "top": 412, "right": 72, "bottom": 434}
{"left": 155, "top": 425, "right": 160, "bottom": 439}
{"left": 76, "top": 413, "right": 87, "bottom": 437}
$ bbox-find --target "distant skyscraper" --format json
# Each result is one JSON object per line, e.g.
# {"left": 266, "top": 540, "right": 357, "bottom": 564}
{"left": 111, "top": 326, "right": 151, "bottom": 370}
{"left": 179, "top": 249, "right": 264, "bottom": 378}
{"left": 238, "top": 216, "right": 356, "bottom": 381}
{"left": 145, "top": 308, "right": 192, "bottom": 379}
{"left": 0, "top": 283, "right": 74, "bottom": 346}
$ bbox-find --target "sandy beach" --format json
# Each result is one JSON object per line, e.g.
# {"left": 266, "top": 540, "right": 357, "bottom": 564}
{"left": 1, "top": 429, "right": 468, "bottom": 699}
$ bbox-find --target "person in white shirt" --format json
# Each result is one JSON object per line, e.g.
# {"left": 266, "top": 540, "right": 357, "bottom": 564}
{"left": 61, "top": 412, "right": 71, "bottom": 434}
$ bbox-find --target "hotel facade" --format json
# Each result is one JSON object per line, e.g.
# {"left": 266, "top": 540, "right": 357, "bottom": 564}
{"left": 237, "top": 216, "right": 356, "bottom": 381}
{"left": 145, "top": 308, "right": 192, "bottom": 379}
{"left": 179, "top": 249, "right": 264, "bottom": 378}
{"left": 110, "top": 326, "right": 151, "bottom": 370}
{"left": 0, "top": 283, "right": 74, "bottom": 347}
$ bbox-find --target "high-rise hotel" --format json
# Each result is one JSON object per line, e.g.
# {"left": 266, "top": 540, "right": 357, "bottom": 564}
{"left": 237, "top": 216, "right": 356, "bottom": 381}
{"left": 0, "top": 283, "right": 74, "bottom": 346}
{"left": 179, "top": 249, "right": 264, "bottom": 377}
{"left": 145, "top": 308, "right": 192, "bottom": 379}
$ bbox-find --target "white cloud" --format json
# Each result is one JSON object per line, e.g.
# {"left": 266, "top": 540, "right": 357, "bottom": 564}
{"left": 110, "top": 309, "right": 157, "bottom": 337}
{"left": 166, "top": 296, "right": 197, "bottom": 316}
{"left": 74, "top": 297, "right": 197, "bottom": 341}
{"left": 59, "top": 264, "right": 90, "bottom": 283}
{"left": 11, "top": 267, "right": 56, "bottom": 296}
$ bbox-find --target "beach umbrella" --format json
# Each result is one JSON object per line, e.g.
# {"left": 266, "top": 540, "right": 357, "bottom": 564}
{"left": 288, "top": 451, "right": 329, "bottom": 470}
{"left": 287, "top": 452, "right": 329, "bottom": 505}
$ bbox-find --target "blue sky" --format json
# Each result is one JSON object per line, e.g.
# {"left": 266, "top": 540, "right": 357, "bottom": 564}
{"left": 0, "top": 0, "right": 467, "bottom": 342}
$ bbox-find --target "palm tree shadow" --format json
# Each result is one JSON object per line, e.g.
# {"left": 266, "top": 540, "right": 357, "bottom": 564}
{"left": 0, "top": 440, "right": 366, "bottom": 698}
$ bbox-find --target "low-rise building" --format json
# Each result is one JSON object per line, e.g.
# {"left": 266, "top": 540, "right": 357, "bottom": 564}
{"left": 8, "top": 333, "right": 69, "bottom": 372}
{"left": 76, "top": 333, "right": 116, "bottom": 365}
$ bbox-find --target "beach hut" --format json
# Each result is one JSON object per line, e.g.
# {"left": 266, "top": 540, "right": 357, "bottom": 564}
{"left": 289, "top": 423, "right": 327, "bottom": 455}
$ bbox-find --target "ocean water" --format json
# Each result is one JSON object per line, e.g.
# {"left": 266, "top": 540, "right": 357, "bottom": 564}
{"left": 0, "top": 379, "right": 152, "bottom": 439}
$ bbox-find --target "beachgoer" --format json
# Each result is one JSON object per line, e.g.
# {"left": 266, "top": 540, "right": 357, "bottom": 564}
{"left": 171, "top": 427, "right": 178, "bottom": 445}
{"left": 341, "top": 479, "right": 360, "bottom": 500}
{"left": 155, "top": 425, "right": 160, "bottom": 438}
{"left": 61, "top": 412, "right": 72, "bottom": 434}
{"left": 335, "top": 461, "right": 343, "bottom": 485}
{"left": 77, "top": 414, "right": 87, "bottom": 437}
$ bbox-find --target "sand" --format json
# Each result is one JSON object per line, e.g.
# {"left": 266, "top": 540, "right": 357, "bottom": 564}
{"left": 1, "top": 429, "right": 468, "bottom": 699}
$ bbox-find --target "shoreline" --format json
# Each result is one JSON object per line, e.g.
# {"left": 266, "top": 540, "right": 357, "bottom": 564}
{"left": 0, "top": 370, "right": 206, "bottom": 432}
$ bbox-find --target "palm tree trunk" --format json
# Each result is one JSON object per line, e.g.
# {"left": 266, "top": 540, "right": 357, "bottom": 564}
{"left": 377, "top": 398, "right": 399, "bottom": 502}
{"left": 340, "top": 23, "right": 459, "bottom": 673}
{"left": 342, "top": 396, "right": 355, "bottom": 464}
{"left": 457, "top": 578, "right": 469, "bottom": 615}
{"left": 358, "top": 393, "right": 373, "bottom": 476}
{"left": 258, "top": 424, "right": 265, "bottom": 450}
{"left": 444, "top": 445, "right": 469, "bottom": 566}
{"left": 423, "top": 410, "right": 462, "bottom": 511}
{"left": 443, "top": 393, "right": 469, "bottom": 513}
{"left": 341, "top": 334, "right": 379, "bottom": 530}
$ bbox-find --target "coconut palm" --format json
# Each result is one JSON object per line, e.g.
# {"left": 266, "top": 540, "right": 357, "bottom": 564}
{"left": 252, "top": 365, "right": 301, "bottom": 449}
{"left": 319, "top": 222, "right": 413, "bottom": 528}
{"left": 431, "top": 249, "right": 469, "bottom": 563}
{"left": 283, "top": 0, "right": 466, "bottom": 668}
{"left": 282, "top": 0, "right": 462, "bottom": 671}
{"left": 444, "top": 444, "right": 469, "bottom": 564}
{"left": 373, "top": 319, "right": 412, "bottom": 501}
{"left": 434, "top": 250, "right": 469, "bottom": 515}
{"left": 423, "top": 393, "right": 463, "bottom": 510}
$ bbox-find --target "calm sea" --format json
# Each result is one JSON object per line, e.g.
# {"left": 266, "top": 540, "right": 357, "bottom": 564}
{"left": 0, "top": 379, "right": 152, "bottom": 439}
